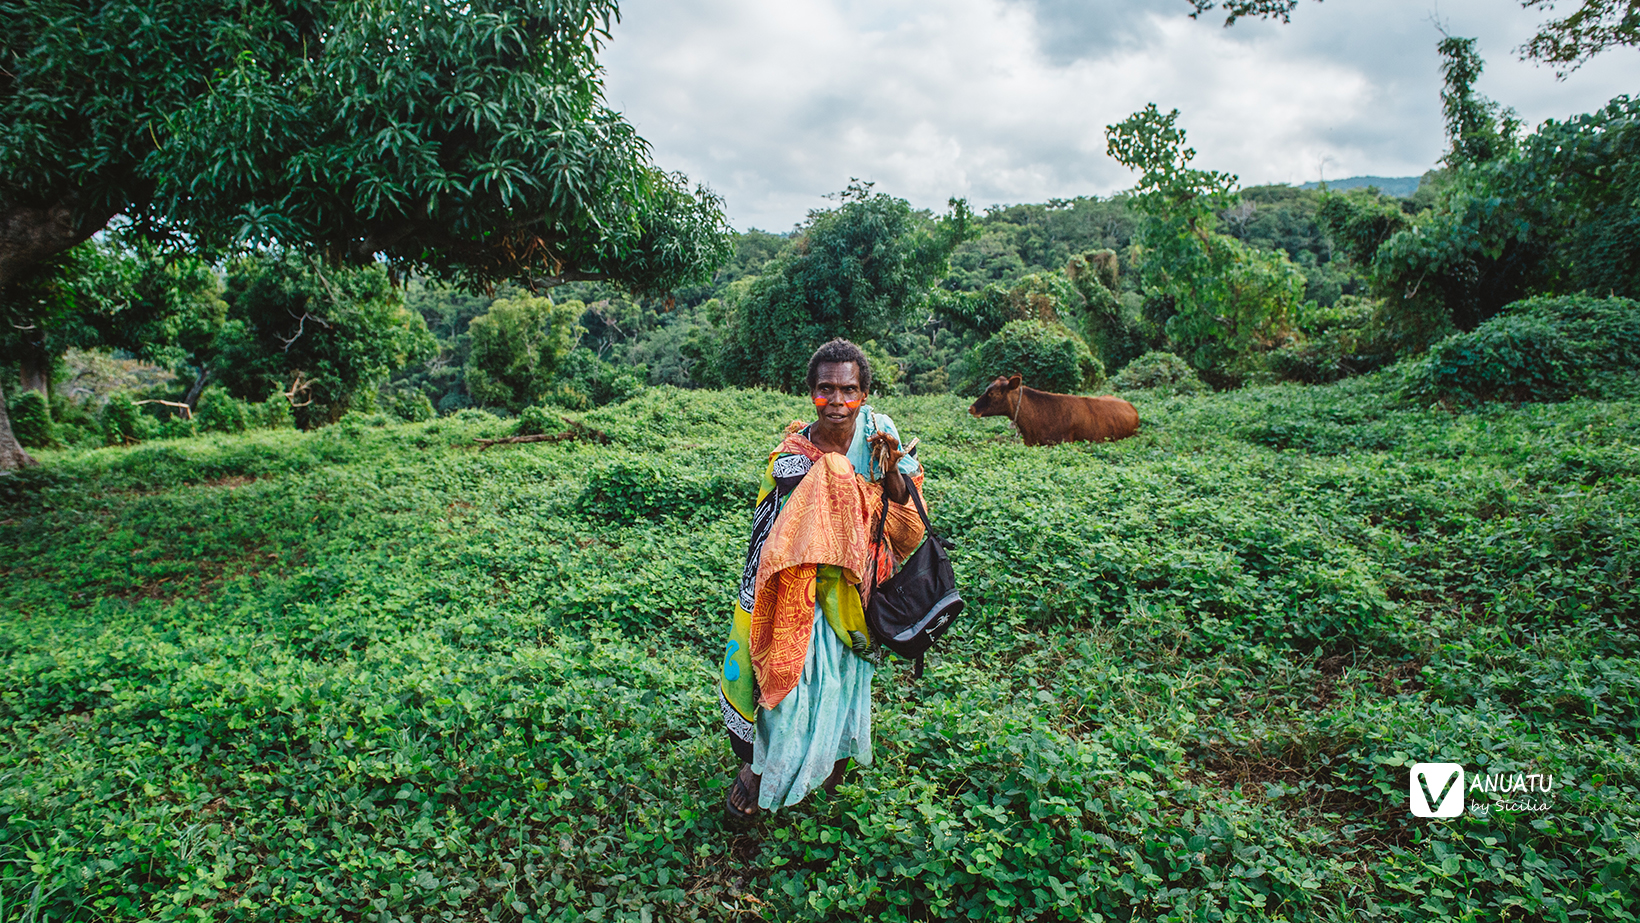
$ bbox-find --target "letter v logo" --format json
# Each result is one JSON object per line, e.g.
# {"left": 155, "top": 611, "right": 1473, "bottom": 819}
{"left": 1410, "top": 763, "right": 1465, "bottom": 817}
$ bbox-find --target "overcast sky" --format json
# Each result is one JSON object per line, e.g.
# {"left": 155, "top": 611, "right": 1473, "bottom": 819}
{"left": 599, "top": 0, "right": 1637, "bottom": 232}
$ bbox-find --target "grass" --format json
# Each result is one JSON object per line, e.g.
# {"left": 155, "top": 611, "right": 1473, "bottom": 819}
{"left": 1, "top": 375, "right": 1636, "bottom": 921}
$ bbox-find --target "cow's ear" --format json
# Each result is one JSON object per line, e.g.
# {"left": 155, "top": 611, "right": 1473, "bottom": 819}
{"left": 1007, "top": 375, "right": 1022, "bottom": 390}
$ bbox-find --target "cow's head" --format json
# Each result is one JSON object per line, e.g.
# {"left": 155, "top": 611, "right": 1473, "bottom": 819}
{"left": 968, "top": 375, "right": 1022, "bottom": 418}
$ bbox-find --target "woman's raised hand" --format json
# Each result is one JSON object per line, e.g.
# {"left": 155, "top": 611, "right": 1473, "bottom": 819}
{"left": 867, "top": 431, "right": 905, "bottom": 476}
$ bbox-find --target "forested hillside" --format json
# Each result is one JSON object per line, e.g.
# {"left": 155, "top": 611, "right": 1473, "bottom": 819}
{"left": 1, "top": 177, "right": 1392, "bottom": 444}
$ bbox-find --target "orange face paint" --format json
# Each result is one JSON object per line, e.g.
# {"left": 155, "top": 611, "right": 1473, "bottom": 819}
{"left": 813, "top": 396, "right": 863, "bottom": 409}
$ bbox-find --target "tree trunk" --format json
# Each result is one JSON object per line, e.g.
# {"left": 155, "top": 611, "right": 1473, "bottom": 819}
{"left": 0, "top": 199, "right": 119, "bottom": 470}
{"left": 183, "top": 366, "right": 209, "bottom": 408}
{"left": 0, "top": 381, "right": 40, "bottom": 470}
{"left": 18, "top": 347, "right": 51, "bottom": 396}
{"left": 0, "top": 200, "right": 120, "bottom": 289}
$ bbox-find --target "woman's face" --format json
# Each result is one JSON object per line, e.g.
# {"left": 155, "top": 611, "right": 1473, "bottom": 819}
{"left": 811, "top": 361, "right": 865, "bottom": 433}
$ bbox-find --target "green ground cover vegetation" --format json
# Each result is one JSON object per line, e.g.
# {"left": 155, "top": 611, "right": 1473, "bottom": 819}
{"left": 3, "top": 371, "right": 1636, "bottom": 921}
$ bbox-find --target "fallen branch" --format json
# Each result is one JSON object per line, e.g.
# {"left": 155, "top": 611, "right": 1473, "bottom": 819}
{"left": 475, "top": 418, "right": 611, "bottom": 449}
{"left": 133, "top": 399, "right": 194, "bottom": 420}
{"left": 283, "top": 371, "right": 315, "bottom": 408}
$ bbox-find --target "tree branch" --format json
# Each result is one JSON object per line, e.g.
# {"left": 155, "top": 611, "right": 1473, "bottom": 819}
{"left": 282, "top": 371, "right": 315, "bottom": 407}
{"left": 133, "top": 399, "right": 194, "bottom": 420}
{"left": 474, "top": 418, "right": 611, "bottom": 448}
{"left": 0, "top": 200, "right": 121, "bottom": 288}
{"left": 277, "top": 309, "right": 332, "bottom": 351}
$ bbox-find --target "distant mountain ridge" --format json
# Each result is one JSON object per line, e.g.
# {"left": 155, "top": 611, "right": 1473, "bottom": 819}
{"left": 1298, "top": 175, "right": 1422, "bottom": 196}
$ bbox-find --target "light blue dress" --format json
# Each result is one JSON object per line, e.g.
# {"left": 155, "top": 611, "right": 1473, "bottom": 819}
{"left": 750, "top": 407, "right": 920, "bottom": 810}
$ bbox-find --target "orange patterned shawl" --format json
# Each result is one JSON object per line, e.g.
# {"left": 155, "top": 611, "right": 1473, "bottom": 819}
{"left": 748, "top": 431, "right": 925, "bottom": 709}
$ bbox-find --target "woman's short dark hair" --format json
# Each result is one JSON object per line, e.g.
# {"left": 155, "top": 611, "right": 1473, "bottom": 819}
{"left": 806, "top": 338, "right": 873, "bottom": 395}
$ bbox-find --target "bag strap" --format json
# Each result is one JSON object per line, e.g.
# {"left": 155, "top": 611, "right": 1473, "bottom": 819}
{"left": 903, "top": 479, "right": 936, "bottom": 535}
{"left": 867, "top": 477, "right": 889, "bottom": 589}
{"left": 868, "top": 450, "right": 942, "bottom": 588}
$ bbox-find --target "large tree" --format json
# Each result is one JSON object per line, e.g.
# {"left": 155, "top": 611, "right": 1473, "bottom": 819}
{"left": 1316, "top": 38, "right": 1639, "bottom": 351}
{"left": 213, "top": 252, "right": 437, "bottom": 427}
{"left": 719, "top": 182, "right": 973, "bottom": 392}
{"left": 1, "top": 241, "right": 229, "bottom": 395}
{"left": 1106, "top": 104, "right": 1305, "bottom": 386}
{"left": 464, "top": 294, "right": 582, "bottom": 412}
{"left": 0, "top": 0, "right": 731, "bottom": 467}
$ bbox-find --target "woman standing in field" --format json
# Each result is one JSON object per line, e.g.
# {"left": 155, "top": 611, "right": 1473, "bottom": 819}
{"left": 719, "top": 338, "right": 926, "bottom": 821}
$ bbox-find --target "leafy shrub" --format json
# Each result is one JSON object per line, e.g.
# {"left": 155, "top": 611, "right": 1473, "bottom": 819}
{"left": 448, "top": 407, "right": 502, "bottom": 426}
{"left": 1404, "top": 294, "right": 1640, "bottom": 404}
{"left": 390, "top": 389, "right": 436, "bottom": 423}
{"left": 436, "top": 389, "right": 472, "bottom": 415}
{"left": 258, "top": 394, "right": 293, "bottom": 429}
{"left": 1267, "top": 296, "right": 1396, "bottom": 383}
{"left": 516, "top": 404, "right": 565, "bottom": 436}
{"left": 48, "top": 392, "right": 94, "bottom": 428}
{"left": 99, "top": 392, "right": 152, "bottom": 445}
{"left": 542, "top": 382, "right": 591, "bottom": 410}
{"left": 7, "top": 389, "right": 53, "bottom": 447}
{"left": 859, "top": 338, "right": 902, "bottom": 394}
{"left": 157, "top": 417, "right": 197, "bottom": 440}
{"left": 1111, "top": 350, "right": 1208, "bottom": 395}
{"left": 909, "top": 366, "right": 949, "bottom": 395}
{"left": 45, "top": 393, "right": 100, "bottom": 448}
{"left": 551, "top": 346, "right": 646, "bottom": 408}
{"left": 194, "top": 386, "right": 252, "bottom": 433}
{"left": 1068, "top": 252, "right": 1153, "bottom": 371}
{"left": 968, "top": 319, "right": 1103, "bottom": 394}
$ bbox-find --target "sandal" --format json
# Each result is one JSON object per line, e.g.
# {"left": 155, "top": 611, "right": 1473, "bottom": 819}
{"left": 724, "top": 767, "right": 759, "bottom": 826}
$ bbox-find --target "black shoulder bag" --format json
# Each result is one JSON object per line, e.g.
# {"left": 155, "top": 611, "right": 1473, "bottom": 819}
{"left": 865, "top": 480, "right": 963, "bottom": 678}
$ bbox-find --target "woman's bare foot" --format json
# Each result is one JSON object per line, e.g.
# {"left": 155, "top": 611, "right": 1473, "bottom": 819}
{"left": 726, "top": 763, "right": 761, "bottom": 823}
{"left": 821, "top": 758, "right": 849, "bottom": 795}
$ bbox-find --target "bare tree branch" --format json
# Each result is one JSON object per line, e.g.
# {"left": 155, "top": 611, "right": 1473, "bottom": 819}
{"left": 282, "top": 371, "right": 315, "bottom": 407}
{"left": 474, "top": 418, "right": 611, "bottom": 448}
{"left": 277, "top": 309, "right": 333, "bottom": 352}
{"left": 133, "top": 399, "right": 194, "bottom": 419}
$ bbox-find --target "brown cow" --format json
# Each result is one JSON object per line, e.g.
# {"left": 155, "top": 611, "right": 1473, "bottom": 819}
{"left": 968, "top": 375, "right": 1139, "bottom": 446}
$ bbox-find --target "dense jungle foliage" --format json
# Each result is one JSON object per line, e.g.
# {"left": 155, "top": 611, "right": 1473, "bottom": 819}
{"left": 1, "top": 371, "right": 1636, "bottom": 921}
{"left": 2, "top": 176, "right": 1375, "bottom": 448}
{"left": 18, "top": 75, "right": 1634, "bottom": 443}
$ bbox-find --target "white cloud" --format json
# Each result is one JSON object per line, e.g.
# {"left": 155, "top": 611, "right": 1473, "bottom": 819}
{"left": 601, "top": 0, "right": 1640, "bottom": 230}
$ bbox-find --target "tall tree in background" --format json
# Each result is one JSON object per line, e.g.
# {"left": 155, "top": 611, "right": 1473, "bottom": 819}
{"left": 1438, "top": 35, "right": 1521, "bottom": 167}
{"left": 1107, "top": 105, "right": 1305, "bottom": 386}
{"left": 719, "top": 183, "right": 973, "bottom": 392}
{"left": 464, "top": 295, "right": 583, "bottom": 413}
{"left": 0, "top": 241, "right": 228, "bottom": 438}
{"left": 213, "top": 253, "right": 436, "bottom": 428}
{"left": 0, "top": 0, "right": 732, "bottom": 467}
{"left": 1317, "top": 39, "right": 1638, "bottom": 349}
